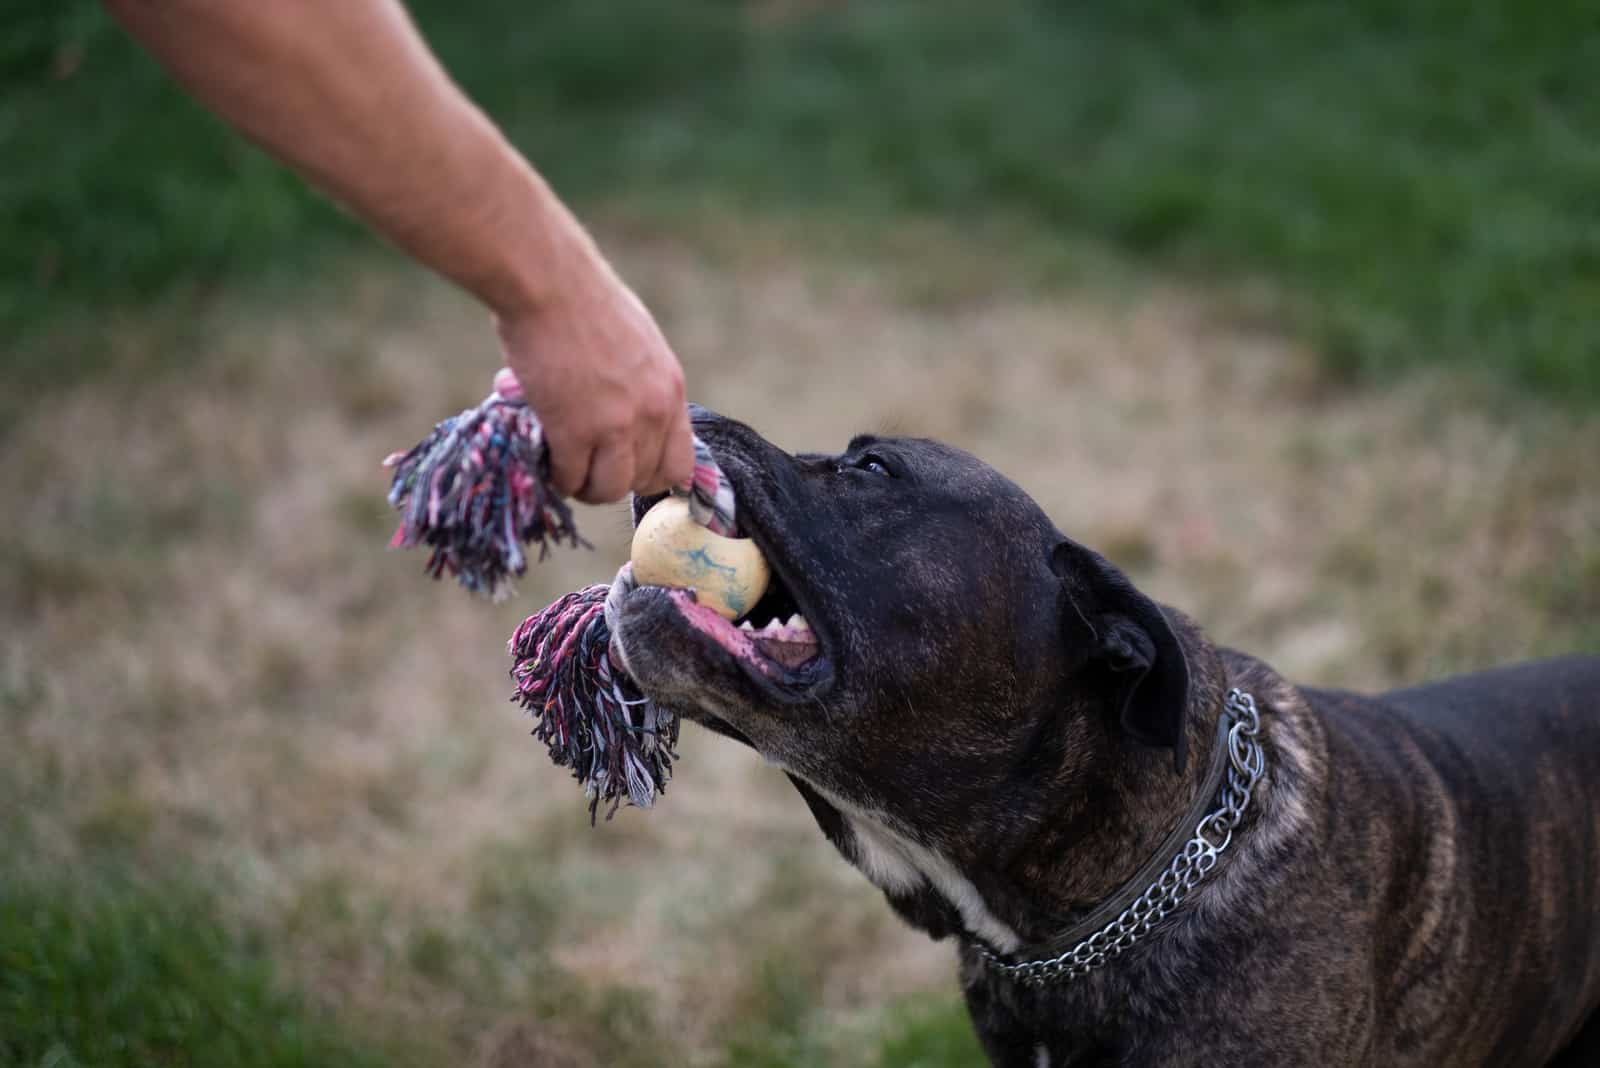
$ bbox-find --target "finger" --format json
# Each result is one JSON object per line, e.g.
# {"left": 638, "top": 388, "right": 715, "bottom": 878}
{"left": 576, "top": 439, "right": 635, "bottom": 505}
{"left": 630, "top": 404, "right": 676, "bottom": 495}
{"left": 637, "top": 406, "right": 694, "bottom": 494}
{"left": 546, "top": 432, "right": 591, "bottom": 499}
{"left": 664, "top": 406, "right": 695, "bottom": 489}
{"left": 630, "top": 429, "right": 665, "bottom": 497}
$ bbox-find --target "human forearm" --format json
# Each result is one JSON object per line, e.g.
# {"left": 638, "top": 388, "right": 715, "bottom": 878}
{"left": 105, "top": 0, "right": 693, "bottom": 500}
{"left": 102, "top": 0, "right": 592, "bottom": 317}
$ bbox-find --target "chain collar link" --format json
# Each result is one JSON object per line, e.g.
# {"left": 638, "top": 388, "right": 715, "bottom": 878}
{"left": 976, "top": 688, "right": 1265, "bottom": 987}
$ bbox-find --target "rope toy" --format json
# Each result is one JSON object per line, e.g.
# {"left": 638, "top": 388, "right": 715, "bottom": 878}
{"left": 385, "top": 372, "right": 755, "bottom": 819}
{"left": 383, "top": 387, "right": 581, "bottom": 597}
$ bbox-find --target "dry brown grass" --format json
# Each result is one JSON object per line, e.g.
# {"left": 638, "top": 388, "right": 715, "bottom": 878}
{"left": 4, "top": 220, "right": 1596, "bottom": 1065}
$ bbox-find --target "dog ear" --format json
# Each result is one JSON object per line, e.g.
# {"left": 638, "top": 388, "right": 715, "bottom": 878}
{"left": 1051, "top": 540, "right": 1191, "bottom": 773}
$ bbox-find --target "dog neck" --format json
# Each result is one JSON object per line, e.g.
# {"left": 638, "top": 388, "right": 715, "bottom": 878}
{"left": 1004, "top": 678, "right": 1235, "bottom": 943}
{"left": 798, "top": 671, "right": 1240, "bottom": 956}
{"left": 976, "top": 697, "right": 1252, "bottom": 980}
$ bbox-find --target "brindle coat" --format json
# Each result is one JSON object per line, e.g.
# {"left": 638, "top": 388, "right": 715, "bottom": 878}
{"left": 612, "top": 410, "right": 1600, "bottom": 1067}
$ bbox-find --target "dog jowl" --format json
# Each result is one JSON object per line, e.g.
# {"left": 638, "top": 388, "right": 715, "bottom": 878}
{"left": 610, "top": 409, "right": 1600, "bottom": 1068}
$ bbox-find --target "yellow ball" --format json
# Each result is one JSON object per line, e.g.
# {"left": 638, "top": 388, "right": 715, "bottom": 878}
{"left": 630, "top": 497, "right": 770, "bottom": 620}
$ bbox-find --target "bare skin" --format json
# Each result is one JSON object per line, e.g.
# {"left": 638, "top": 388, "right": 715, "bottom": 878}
{"left": 102, "top": 0, "right": 693, "bottom": 502}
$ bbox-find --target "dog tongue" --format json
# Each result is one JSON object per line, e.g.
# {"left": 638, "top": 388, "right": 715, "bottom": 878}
{"left": 753, "top": 636, "right": 820, "bottom": 669}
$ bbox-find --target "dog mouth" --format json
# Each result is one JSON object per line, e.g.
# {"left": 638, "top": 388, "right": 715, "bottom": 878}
{"left": 626, "top": 491, "right": 833, "bottom": 703}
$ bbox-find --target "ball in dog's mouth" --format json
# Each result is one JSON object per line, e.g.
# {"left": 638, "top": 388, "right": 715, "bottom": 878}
{"left": 629, "top": 497, "right": 822, "bottom": 674}
{"left": 630, "top": 496, "right": 770, "bottom": 619}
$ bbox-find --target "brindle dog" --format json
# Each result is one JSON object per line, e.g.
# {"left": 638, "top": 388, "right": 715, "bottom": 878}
{"left": 610, "top": 409, "right": 1600, "bottom": 1067}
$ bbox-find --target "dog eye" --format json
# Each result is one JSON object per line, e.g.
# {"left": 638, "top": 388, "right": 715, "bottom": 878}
{"left": 857, "top": 455, "right": 892, "bottom": 477}
{"left": 832, "top": 453, "right": 895, "bottom": 478}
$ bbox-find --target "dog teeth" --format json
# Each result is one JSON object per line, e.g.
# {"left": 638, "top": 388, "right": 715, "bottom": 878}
{"left": 742, "top": 615, "right": 815, "bottom": 642}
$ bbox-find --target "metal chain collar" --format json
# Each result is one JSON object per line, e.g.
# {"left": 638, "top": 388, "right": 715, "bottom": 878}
{"left": 977, "top": 688, "right": 1266, "bottom": 987}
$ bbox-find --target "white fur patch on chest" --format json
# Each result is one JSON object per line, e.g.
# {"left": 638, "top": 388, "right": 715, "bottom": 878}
{"left": 830, "top": 800, "right": 1022, "bottom": 954}
{"left": 845, "top": 809, "right": 926, "bottom": 893}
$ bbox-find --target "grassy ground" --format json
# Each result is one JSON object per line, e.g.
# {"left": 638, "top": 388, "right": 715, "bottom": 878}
{"left": 4, "top": 217, "right": 1596, "bottom": 1063}
{"left": 4, "top": 0, "right": 1598, "bottom": 1061}
{"left": 5, "top": 0, "right": 1599, "bottom": 406}
{"left": 1, "top": 862, "right": 400, "bottom": 1068}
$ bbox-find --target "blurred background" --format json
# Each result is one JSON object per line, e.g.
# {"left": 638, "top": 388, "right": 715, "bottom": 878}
{"left": 3, "top": 1, "right": 1596, "bottom": 1065}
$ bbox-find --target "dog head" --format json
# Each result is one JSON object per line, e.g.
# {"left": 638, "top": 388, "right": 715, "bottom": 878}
{"left": 612, "top": 409, "right": 1198, "bottom": 941}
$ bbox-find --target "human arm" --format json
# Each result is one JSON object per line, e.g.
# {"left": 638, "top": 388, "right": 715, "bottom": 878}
{"left": 102, "top": 0, "right": 692, "bottom": 500}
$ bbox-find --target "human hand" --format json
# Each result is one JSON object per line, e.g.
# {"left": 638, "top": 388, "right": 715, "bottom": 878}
{"left": 494, "top": 264, "right": 693, "bottom": 504}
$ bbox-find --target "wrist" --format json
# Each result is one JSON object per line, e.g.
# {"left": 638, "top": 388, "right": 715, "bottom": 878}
{"left": 474, "top": 165, "right": 609, "bottom": 324}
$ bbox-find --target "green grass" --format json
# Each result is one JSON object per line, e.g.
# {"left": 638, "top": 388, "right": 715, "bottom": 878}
{"left": 0, "top": 865, "right": 401, "bottom": 1068}
{"left": 0, "top": 847, "right": 986, "bottom": 1068}
{"left": 4, "top": 0, "right": 1598, "bottom": 402}
{"left": 714, "top": 985, "right": 987, "bottom": 1068}
{"left": 873, "top": 999, "right": 989, "bottom": 1068}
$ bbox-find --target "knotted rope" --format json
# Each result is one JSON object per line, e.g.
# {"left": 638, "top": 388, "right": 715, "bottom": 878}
{"left": 385, "top": 381, "right": 736, "bottom": 819}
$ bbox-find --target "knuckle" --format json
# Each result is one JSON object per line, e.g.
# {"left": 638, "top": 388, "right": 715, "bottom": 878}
{"left": 592, "top": 408, "right": 633, "bottom": 442}
{"left": 550, "top": 454, "right": 588, "bottom": 495}
{"left": 642, "top": 377, "right": 683, "bottom": 421}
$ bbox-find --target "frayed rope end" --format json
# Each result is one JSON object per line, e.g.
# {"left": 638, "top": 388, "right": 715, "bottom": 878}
{"left": 385, "top": 392, "right": 587, "bottom": 598}
{"left": 508, "top": 575, "right": 677, "bottom": 823}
